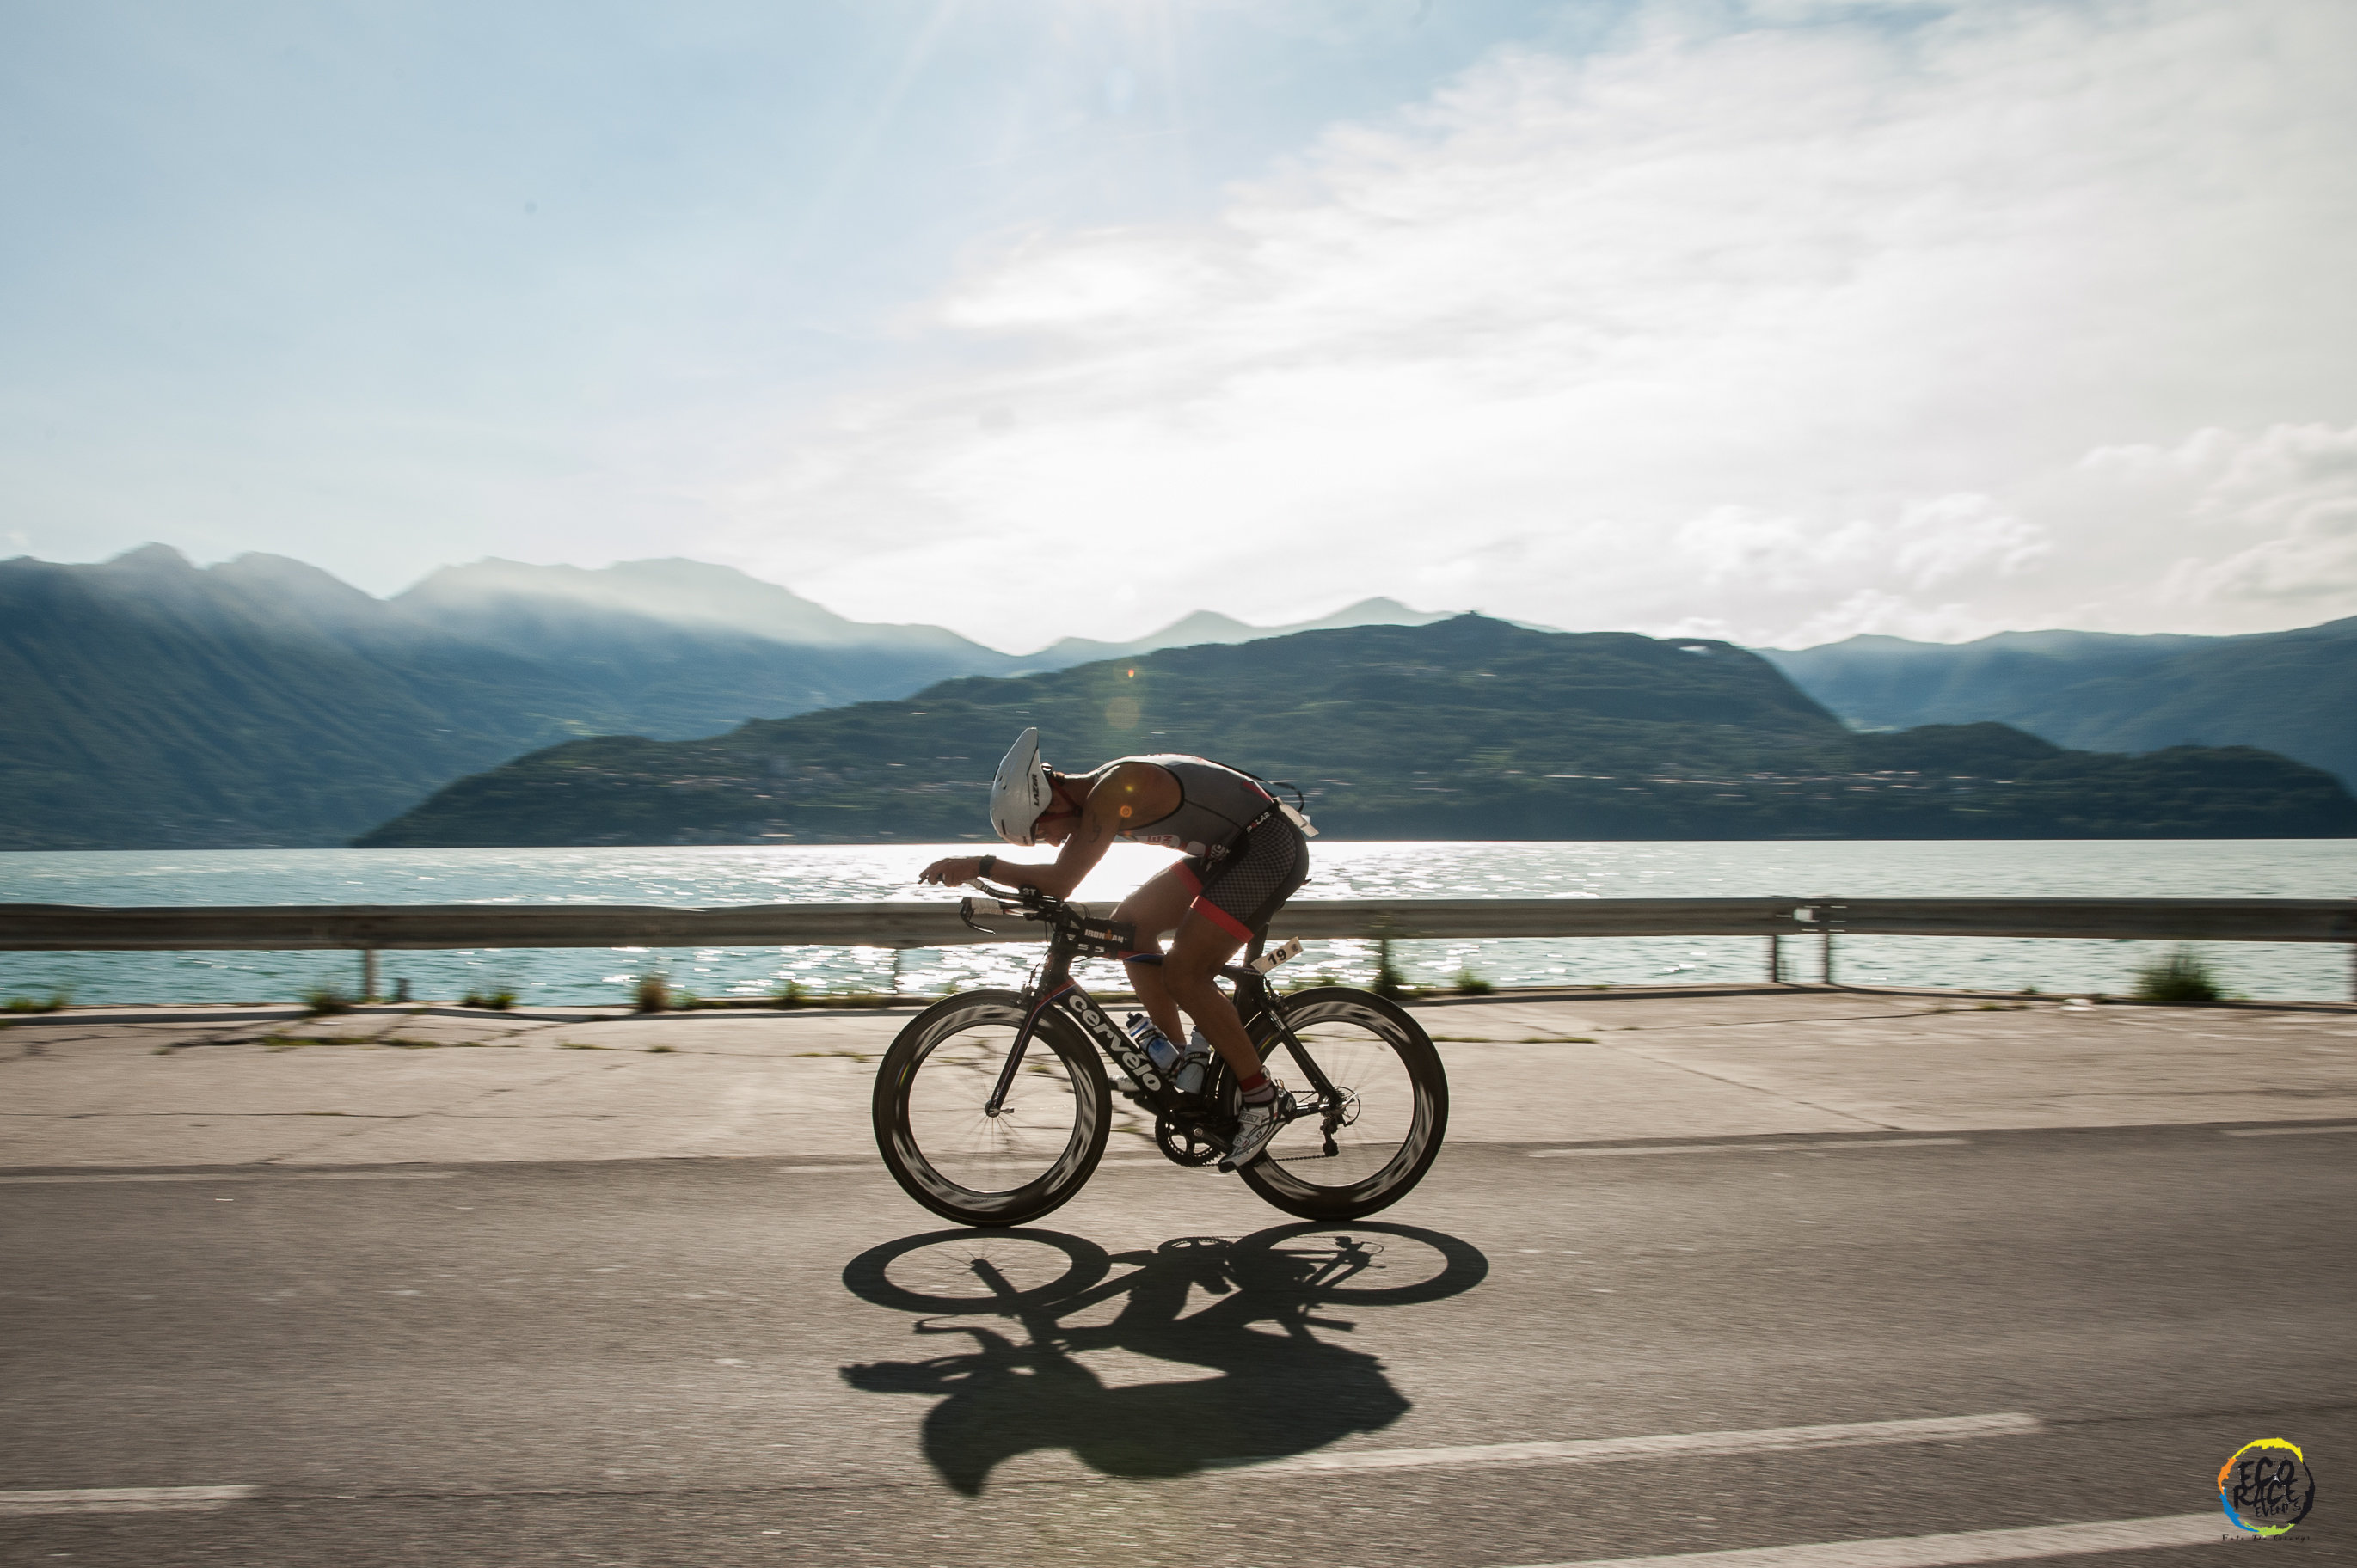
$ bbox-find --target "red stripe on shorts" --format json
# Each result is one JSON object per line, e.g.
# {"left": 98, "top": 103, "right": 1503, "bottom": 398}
{"left": 1191, "top": 897, "right": 1255, "bottom": 943}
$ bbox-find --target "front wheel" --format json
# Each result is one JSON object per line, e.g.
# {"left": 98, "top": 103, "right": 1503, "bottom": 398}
{"left": 1237, "top": 987, "right": 1449, "bottom": 1222}
{"left": 873, "top": 990, "right": 1111, "bottom": 1228}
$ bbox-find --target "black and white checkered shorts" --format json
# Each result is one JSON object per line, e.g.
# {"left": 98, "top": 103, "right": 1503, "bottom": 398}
{"left": 1177, "top": 816, "right": 1309, "bottom": 943}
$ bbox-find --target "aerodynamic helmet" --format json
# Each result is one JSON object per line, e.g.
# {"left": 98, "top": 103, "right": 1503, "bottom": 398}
{"left": 989, "top": 727, "right": 1055, "bottom": 846}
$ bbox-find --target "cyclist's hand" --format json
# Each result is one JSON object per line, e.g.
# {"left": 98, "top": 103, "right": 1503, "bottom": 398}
{"left": 918, "top": 856, "right": 982, "bottom": 887}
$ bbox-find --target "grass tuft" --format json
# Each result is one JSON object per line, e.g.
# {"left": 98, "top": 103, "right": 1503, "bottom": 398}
{"left": 300, "top": 985, "right": 356, "bottom": 1017}
{"left": 1451, "top": 966, "right": 1495, "bottom": 995}
{"left": 2132, "top": 946, "right": 2225, "bottom": 1005}
{"left": 633, "top": 973, "right": 670, "bottom": 1014}
{"left": 459, "top": 988, "right": 517, "bottom": 1011}
{"left": 3, "top": 989, "right": 71, "bottom": 1014}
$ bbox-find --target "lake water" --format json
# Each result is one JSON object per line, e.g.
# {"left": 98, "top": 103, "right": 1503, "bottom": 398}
{"left": 3, "top": 840, "right": 2353, "bottom": 1008}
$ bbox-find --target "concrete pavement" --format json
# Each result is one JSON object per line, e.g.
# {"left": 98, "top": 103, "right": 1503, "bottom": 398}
{"left": 4, "top": 986, "right": 2354, "bottom": 1170}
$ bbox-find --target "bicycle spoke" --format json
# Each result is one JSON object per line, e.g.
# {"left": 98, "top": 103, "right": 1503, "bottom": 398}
{"left": 904, "top": 1026, "right": 1084, "bottom": 1193}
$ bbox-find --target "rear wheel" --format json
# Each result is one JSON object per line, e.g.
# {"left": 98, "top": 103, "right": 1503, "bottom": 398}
{"left": 873, "top": 990, "right": 1111, "bottom": 1228}
{"left": 1237, "top": 987, "right": 1448, "bottom": 1222}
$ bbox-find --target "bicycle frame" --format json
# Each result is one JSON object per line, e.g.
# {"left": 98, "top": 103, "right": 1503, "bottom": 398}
{"left": 961, "top": 884, "right": 1343, "bottom": 1134}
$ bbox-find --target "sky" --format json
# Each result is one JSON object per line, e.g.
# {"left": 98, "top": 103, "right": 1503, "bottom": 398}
{"left": 3, "top": 0, "right": 2354, "bottom": 652}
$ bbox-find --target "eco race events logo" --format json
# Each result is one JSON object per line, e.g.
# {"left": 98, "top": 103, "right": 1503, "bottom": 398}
{"left": 2219, "top": 1439, "right": 2316, "bottom": 1538}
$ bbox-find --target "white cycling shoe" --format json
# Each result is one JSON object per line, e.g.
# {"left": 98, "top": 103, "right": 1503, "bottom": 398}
{"left": 1219, "top": 1090, "right": 1286, "bottom": 1173}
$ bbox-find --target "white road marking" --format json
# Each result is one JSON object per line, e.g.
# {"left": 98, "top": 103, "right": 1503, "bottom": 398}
{"left": 1227, "top": 1412, "right": 2041, "bottom": 1475}
{"left": 1531, "top": 1138, "right": 1968, "bottom": 1159}
{"left": 0, "top": 1485, "right": 257, "bottom": 1516}
{"left": 2222, "top": 1123, "right": 2357, "bottom": 1137}
{"left": 1502, "top": 1514, "right": 2238, "bottom": 1567}
{"left": 0, "top": 1171, "right": 457, "bottom": 1184}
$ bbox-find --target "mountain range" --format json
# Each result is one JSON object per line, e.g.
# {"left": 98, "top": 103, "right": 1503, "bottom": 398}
{"left": 359, "top": 616, "right": 2357, "bottom": 847}
{"left": 1759, "top": 620, "right": 2357, "bottom": 791}
{"left": 0, "top": 546, "right": 1436, "bottom": 848}
{"left": 8, "top": 543, "right": 2356, "bottom": 849}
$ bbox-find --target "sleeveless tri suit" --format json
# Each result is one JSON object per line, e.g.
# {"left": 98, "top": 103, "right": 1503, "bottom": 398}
{"left": 1107, "top": 754, "right": 1310, "bottom": 943}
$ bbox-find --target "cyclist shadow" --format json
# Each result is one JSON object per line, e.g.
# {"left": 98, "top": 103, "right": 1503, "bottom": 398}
{"left": 840, "top": 1222, "right": 1488, "bottom": 1494}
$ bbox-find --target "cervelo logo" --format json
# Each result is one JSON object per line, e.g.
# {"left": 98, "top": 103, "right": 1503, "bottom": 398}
{"left": 1066, "top": 993, "right": 1162, "bottom": 1092}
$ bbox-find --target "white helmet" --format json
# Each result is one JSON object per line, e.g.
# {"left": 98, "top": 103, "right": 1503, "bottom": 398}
{"left": 989, "top": 728, "right": 1055, "bottom": 846}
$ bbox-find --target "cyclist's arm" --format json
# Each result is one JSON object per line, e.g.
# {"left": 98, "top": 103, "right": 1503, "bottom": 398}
{"left": 917, "top": 763, "right": 1175, "bottom": 896}
{"left": 1006, "top": 804, "right": 1120, "bottom": 899}
{"left": 997, "top": 762, "right": 1174, "bottom": 897}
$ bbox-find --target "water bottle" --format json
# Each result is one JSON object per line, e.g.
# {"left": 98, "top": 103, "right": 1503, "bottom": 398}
{"left": 1123, "top": 1013, "right": 1182, "bottom": 1076}
{"left": 1175, "top": 1028, "right": 1212, "bottom": 1099}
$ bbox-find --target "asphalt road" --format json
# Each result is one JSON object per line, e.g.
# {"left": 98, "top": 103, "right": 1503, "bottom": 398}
{"left": 3, "top": 1124, "right": 2349, "bottom": 1566}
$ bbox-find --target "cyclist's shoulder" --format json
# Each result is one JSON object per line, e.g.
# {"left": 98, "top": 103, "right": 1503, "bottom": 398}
{"left": 1087, "top": 758, "right": 1182, "bottom": 810}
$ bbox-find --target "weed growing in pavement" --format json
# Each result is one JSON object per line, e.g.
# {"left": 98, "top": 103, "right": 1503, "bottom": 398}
{"left": 300, "top": 986, "right": 356, "bottom": 1016}
{"left": 762, "top": 989, "right": 899, "bottom": 1010}
{"left": 3, "top": 989, "right": 71, "bottom": 1014}
{"left": 2133, "top": 946, "right": 2225, "bottom": 1005}
{"left": 633, "top": 973, "right": 670, "bottom": 1013}
{"left": 648, "top": 1044, "right": 675, "bottom": 1053}
{"left": 459, "top": 988, "right": 517, "bottom": 1011}
{"left": 261, "top": 1032, "right": 445, "bottom": 1050}
{"left": 1450, "top": 967, "right": 1495, "bottom": 995}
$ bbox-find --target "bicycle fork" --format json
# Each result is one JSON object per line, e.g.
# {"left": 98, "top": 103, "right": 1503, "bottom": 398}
{"left": 985, "top": 971, "right": 1171, "bottom": 1117}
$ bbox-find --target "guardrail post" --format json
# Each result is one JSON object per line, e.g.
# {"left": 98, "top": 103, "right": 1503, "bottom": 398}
{"left": 891, "top": 947, "right": 905, "bottom": 995}
{"left": 1766, "top": 934, "right": 1782, "bottom": 983}
{"left": 360, "top": 947, "right": 379, "bottom": 1003}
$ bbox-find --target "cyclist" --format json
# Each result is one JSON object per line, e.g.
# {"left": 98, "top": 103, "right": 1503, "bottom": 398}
{"left": 918, "top": 729, "right": 1310, "bottom": 1171}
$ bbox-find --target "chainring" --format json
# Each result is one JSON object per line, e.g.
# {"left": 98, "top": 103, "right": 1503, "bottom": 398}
{"left": 1153, "top": 1113, "right": 1223, "bottom": 1167}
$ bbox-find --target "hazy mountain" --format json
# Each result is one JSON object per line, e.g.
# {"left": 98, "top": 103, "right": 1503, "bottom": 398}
{"left": 0, "top": 548, "right": 1013, "bottom": 848}
{"left": 359, "top": 616, "right": 2357, "bottom": 847}
{"left": 396, "top": 557, "right": 994, "bottom": 655}
{"left": 1760, "top": 618, "right": 2357, "bottom": 788}
{"left": 1029, "top": 597, "right": 1449, "bottom": 665}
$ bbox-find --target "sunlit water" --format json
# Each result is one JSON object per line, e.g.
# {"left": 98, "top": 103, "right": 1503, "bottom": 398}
{"left": 3, "top": 841, "right": 2352, "bottom": 1007}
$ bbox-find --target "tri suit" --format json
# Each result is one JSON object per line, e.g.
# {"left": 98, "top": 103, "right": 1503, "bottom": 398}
{"left": 1108, "top": 755, "right": 1310, "bottom": 943}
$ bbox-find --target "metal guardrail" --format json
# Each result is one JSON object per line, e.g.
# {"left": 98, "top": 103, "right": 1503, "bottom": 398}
{"left": 3, "top": 897, "right": 2353, "bottom": 949}
{"left": 3, "top": 897, "right": 2353, "bottom": 998}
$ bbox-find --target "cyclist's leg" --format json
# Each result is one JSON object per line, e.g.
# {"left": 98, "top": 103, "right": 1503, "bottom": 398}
{"left": 1161, "top": 818, "right": 1310, "bottom": 1082}
{"left": 1160, "top": 911, "right": 1260, "bottom": 1079}
{"left": 1114, "top": 863, "right": 1199, "bottom": 1047}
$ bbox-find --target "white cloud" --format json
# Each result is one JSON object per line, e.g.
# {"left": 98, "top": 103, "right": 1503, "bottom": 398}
{"left": 719, "top": 0, "right": 2357, "bottom": 647}
{"left": 2098, "top": 423, "right": 2357, "bottom": 615}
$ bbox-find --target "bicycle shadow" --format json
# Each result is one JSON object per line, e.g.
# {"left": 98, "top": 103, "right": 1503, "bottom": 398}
{"left": 840, "top": 1222, "right": 1488, "bottom": 1494}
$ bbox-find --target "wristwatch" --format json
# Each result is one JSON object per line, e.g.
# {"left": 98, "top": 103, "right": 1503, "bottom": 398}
{"left": 978, "top": 854, "right": 997, "bottom": 878}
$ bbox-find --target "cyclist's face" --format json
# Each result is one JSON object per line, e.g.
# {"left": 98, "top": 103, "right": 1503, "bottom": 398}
{"left": 1031, "top": 780, "right": 1082, "bottom": 844}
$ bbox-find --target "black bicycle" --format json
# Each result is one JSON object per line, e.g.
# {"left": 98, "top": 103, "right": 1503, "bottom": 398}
{"left": 872, "top": 879, "right": 1449, "bottom": 1228}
